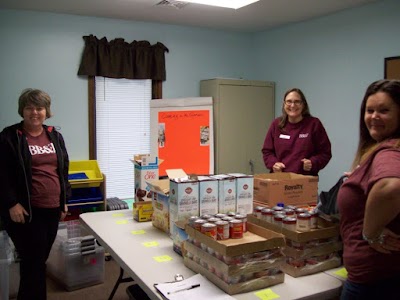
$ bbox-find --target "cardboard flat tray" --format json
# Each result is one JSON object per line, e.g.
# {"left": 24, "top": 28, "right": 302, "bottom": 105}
{"left": 184, "top": 240, "right": 285, "bottom": 277}
{"left": 185, "top": 222, "right": 285, "bottom": 257}
{"left": 280, "top": 256, "right": 341, "bottom": 278}
{"left": 283, "top": 241, "right": 343, "bottom": 259}
{"left": 247, "top": 215, "right": 340, "bottom": 243}
{"left": 184, "top": 257, "right": 285, "bottom": 295}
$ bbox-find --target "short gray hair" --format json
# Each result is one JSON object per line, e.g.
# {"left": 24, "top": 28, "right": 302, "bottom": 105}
{"left": 18, "top": 88, "right": 52, "bottom": 118}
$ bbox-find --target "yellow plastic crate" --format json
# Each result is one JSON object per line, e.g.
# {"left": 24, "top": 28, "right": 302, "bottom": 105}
{"left": 68, "top": 160, "right": 104, "bottom": 188}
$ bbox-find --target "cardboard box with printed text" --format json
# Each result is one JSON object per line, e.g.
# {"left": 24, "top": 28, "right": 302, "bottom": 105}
{"left": 131, "top": 154, "right": 163, "bottom": 202}
{"left": 253, "top": 172, "right": 318, "bottom": 207}
{"left": 146, "top": 179, "right": 170, "bottom": 234}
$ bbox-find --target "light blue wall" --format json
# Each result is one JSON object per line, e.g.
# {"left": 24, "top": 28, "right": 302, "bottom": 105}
{"left": 253, "top": 0, "right": 400, "bottom": 190}
{"left": 1, "top": 0, "right": 400, "bottom": 191}
{"left": 0, "top": 9, "right": 253, "bottom": 160}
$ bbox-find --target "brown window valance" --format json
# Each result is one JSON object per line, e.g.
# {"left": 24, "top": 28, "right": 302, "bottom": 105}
{"left": 77, "top": 35, "right": 169, "bottom": 81}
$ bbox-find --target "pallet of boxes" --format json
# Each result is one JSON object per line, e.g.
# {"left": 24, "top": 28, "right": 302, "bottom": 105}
{"left": 183, "top": 218, "right": 286, "bottom": 294}
{"left": 182, "top": 173, "right": 287, "bottom": 295}
{"left": 146, "top": 171, "right": 287, "bottom": 294}
{"left": 250, "top": 172, "right": 342, "bottom": 277}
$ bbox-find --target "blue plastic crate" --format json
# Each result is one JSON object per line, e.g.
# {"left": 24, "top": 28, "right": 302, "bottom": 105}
{"left": 68, "top": 187, "right": 103, "bottom": 204}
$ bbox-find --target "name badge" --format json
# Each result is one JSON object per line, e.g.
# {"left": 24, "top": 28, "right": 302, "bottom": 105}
{"left": 279, "top": 134, "right": 290, "bottom": 139}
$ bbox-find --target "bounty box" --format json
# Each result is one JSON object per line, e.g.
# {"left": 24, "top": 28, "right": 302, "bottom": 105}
{"left": 253, "top": 172, "right": 318, "bottom": 207}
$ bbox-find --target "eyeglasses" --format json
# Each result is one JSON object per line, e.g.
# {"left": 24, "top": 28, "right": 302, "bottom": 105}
{"left": 284, "top": 100, "right": 303, "bottom": 106}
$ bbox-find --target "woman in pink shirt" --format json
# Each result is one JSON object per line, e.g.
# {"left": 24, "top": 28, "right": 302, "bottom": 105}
{"left": 337, "top": 79, "right": 400, "bottom": 299}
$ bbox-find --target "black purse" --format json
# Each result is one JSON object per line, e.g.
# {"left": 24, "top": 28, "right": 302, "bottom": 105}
{"left": 317, "top": 175, "right": 347, "bottom": 218}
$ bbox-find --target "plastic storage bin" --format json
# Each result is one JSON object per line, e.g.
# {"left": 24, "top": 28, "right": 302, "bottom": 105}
{"left": 68, "top": 187, "right": 103, "bottom": 205}
{"left": 0, "top": 231, "right": 11, "bottom": 300}
{"left": 47, "top": 224, "right": 104, "bottom": 291}
{"left": 69, "top": 160, "right": 104, "bottom": 188}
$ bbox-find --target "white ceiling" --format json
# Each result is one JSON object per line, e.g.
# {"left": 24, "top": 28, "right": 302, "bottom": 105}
{"left": 0, "top": 0, "right": 380, "bottom": 33}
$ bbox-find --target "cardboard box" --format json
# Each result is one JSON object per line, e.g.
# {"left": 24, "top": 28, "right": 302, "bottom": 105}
{"left": 146, "top": 179, "right": 170, "bottom": 234}
{"left": 132, "top": 154, "right": 162, "bottom": 201}
{"left": 210, "top": 174, "right": 236, "bottom": 213}
{"left": 253, "top": 173, "right": 318, "bottom": 207}
{"left": 146, "top": 169, "right": 199, "bottom": 238}
{"left": 169, "top": 170, "right": 199, "bottom": 236}
{"left": 185, "top": 222, "right": 285, "bottom": 257}
{"left": 247, "top": 215, "right": 340, "bottom": 243}
{"left": 197, "top": 176, "right": 219, "bottom": 216}
{"left": 184, "top": 257, "right": 285, "bottom": 295}
{"left": 172, "top": 221, "right": 188, "bottom": 256}
{"left": 280, "top": 255, "right": 341, "bottom": 278}
{"left": 227, "top": 173, "right": 254, "bottom": 215}
{"left": 133, "top": 201, "right": 153, "bottom": 222}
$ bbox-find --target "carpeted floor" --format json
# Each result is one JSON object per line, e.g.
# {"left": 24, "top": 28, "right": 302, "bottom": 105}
{"left": 9, "top": 257, "right": 135, "bottom": 300}
{"left": 47, "top": 256, "right": 133, "bottom": 300}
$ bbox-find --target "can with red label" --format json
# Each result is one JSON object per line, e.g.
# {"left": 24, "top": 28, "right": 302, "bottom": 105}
{"left": 273, "top": 213, "right": 285, "bottom": 227}
{"left": 215, "top": 213, "right": 227, "bottom": 219}
{"left": 222, "top": 216, "right": 234, "bottom": 222}
{"left": 207, "top": 217, "right": 221, "bottom": 224}
{"left": 296, "top": 212, "right": 311, "bottom": 232}
{"left": 235, "top": 214, "right": 247, "bottom": 232}
{"left": 229, "top": 219, "right": 243, "bottom": 239}
{"left": 200, "top": 214, "right": 213, "bottom": 220}
{"left": 283, "top": 216, "right": 297, "bottom": 231}
{"left": 201, "top": 223, "right": 217, "bottom": 240}
{"left": 188, "top": 216, "right": 200, "bottom": 227}
{"left": 310, "top": 210, "right": 318, "bottom": 229}
{"left": 215, "top": 220, "right": 229, "bottom": 240}
{"left": 193, "top": 219, "right": 207, "bottom": 231}
{"left": 254, "top": 206, "right": 265, "bottom": 218}
{"left": 261, "top": 208, "right": 274, "bottom": 223}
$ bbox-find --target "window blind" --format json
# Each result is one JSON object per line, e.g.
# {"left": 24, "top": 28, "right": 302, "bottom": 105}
{"left": 95, "top": 77, "right": 151, "bottom": 199}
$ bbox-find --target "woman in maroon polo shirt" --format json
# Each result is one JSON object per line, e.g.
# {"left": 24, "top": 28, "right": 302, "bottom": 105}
{"left": 262, "top": 88, "right": 332, "bottom": 176}
{"left": 337, "top": 80, "right": 400, "bottom": 299}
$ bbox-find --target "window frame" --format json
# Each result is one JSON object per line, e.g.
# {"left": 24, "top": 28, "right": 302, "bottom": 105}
{"left": 88, "top": 76, "right": 163, "bottom": 159}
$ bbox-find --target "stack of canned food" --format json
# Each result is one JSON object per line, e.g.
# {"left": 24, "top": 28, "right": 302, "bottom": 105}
{"left": 185, "top": 245, "right": 284, "bottom": 284}
{"left": 253, "top": 203, "right": 318, "bottom": 232}
{"left": 188, "top": 212, "right": 248, "bottom": 240}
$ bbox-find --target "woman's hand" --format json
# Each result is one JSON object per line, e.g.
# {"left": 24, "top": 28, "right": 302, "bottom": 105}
{"left": 9, "top": 203, "right": 29, "bottom": 224}
{"left": 273, "top": 162, "right": 285, "bottom": 172}
{"left": 60, "top": 204, "right": 68, "bottom": 221}
{"left": 301, "top": 158, "right": 312, "bottom": 172}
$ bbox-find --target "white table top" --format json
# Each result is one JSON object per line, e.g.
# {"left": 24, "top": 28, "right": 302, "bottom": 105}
{"left": 80, "top": 209, "right": 343, "bottom": 300}
{"left": 324, "top": 266, "right": 348, "bottom": 282}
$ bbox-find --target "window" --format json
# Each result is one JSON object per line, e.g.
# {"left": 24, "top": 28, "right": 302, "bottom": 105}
{"left": 93, "top": 77, "right": 152, "bottom": 199}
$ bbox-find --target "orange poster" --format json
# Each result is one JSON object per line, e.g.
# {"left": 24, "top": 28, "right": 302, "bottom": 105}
{"left": 158, "top": 110, "right": 210, "bottom": 176}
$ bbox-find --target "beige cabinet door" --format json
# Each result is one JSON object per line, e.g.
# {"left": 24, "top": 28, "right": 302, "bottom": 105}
{"left": 201, "top": 79, "right": 274, "bottom": 175}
